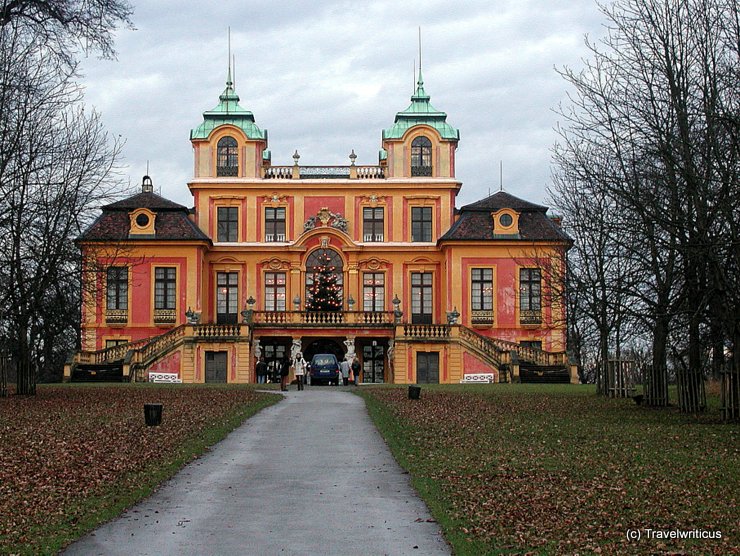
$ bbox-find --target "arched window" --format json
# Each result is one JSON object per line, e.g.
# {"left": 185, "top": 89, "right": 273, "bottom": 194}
{"left": 411, "top": 136, "right": 432, "bottom": 176}
{"left": 216, "top": 136, "right": 238, "bottom": 177}
{"left": 305, "top": 249, "right": 344, "bottom": 311}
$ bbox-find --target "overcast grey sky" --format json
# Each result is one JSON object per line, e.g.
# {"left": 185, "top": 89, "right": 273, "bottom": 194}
{"left": 79, "top": 0, "right": 606, "bottom": 209}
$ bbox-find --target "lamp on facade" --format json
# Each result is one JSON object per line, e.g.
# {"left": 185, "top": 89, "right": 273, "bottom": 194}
{"left": 447, "top": 307, "right": 460, "bottom": 325}
{"left": 185, "top": 306, "right": 199, "bottom": 325}
{"left": 347, "top": 294, "right": 355, "bottom": 311}
{"left": 292, "top": 150, "right": 300, "bottom": 166}
{"left": 392, "top": 294, "right": 403, "bottom": 323}
{"left": 349, "top": 149, "right": 357, "bottom": 166}
{"left": 293, "top": 295, "right": 301, "bottom": 310}
{"left": 241, "top": 296, "right": 256, "bottom": 324}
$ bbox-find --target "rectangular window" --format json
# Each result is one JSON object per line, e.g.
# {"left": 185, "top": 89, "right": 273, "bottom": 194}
{"left": 265, "top": 272, "right": 286, "bottom": 311}
{"left": 217, "top": 271, "right": 238, "bottom": 324}
{"left": 106, "top": 267, "right": 128, "bottom": 310}
{"left": 363, "top": 273, "right": 385, "bottom": 312}
{"left": 154, "top": 267, "right": 176, "bottom": 310}
{"left": 362, "top": 207, "right": 384, "bottom": 242}
{"left": 105, "top": 339, "right": 128, "bottom": 349}
{"left": 520, "top": 269, "right": 542, "bottom": 325}
{"left": 217, "top": 206, "right": 238, "bottom": 242}
{"left": 519, "top": 268, "right": 542, "bottom": 311}
{"left": 411, "top": 272, "right": 433, "bottom": 324}
{"left": 520, "top": 340, "right": 542, "bottom": 350}
{"left": 411, "top": 206, "right": 432, "bottom": 242}
{"left": 471, "top": 268, "right": 493, "bottom": 311}
{"left": 265, "top": 207, "right": 286, "bottom": 242}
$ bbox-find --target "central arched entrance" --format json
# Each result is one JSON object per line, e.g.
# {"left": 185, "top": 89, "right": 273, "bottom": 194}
{"left": 303, "top": 338, "right": 344, "bottom": 363}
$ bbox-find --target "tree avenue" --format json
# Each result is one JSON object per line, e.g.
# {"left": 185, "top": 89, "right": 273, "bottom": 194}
{"left": 0, "top": 0, "right": 133, "bottom": 395}
{"left": 551, "top": 0, "right": 739, "bottom": 418}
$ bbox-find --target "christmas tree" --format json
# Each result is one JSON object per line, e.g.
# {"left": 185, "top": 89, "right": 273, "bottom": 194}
{"left": 306, "top": 250, "right": 343, "bottom": 311}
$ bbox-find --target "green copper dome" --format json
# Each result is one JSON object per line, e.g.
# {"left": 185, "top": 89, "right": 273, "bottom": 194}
{"left": 190, "top": 71, "right": 267, "bottom": 141}
{"left": 383, "top": 70, "right": 459, "bottom": 141}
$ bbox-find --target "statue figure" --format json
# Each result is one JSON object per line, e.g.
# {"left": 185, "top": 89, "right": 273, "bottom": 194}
{"left": 343, "top": 338, "right": 356, "bottom": 362}
{"left": 291, "top": 339, "right": 302, "bottom": 360}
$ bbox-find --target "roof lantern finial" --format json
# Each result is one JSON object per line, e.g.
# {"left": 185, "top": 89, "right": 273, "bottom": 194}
{"left": 227, "top": 27, "right": 232, "bottom": 88}
{"left": 381, "top": 28, "right": 459, "bottom": 143}
{"left": 142, "top": 174, "right": 153, "bottom": 193}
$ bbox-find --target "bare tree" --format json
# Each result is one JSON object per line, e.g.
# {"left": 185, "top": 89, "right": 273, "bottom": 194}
{"left": 0, "top": 2, "right": 130, "bottom": 395}
{"left": 552, "top": 0, "right": 739, "bottom": 414}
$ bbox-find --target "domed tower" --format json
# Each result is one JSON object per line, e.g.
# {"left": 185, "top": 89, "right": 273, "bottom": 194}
{"left": 381, "top": 69, "right": 459, "bottom": 179}
{"left": 190, "top": 68, "right": 269, "bottom": 179}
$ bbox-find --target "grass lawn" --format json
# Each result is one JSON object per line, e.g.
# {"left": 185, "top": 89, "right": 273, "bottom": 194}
{"left": 358, "top": 384, "right": 739, "bottom": 555}
{"left": 0, "top": 384, "right": 281, "bottom": 555}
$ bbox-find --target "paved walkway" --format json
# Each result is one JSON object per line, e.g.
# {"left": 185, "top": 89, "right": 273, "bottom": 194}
{"left": 64, "top": 389, "right": 450, "bottom": 555}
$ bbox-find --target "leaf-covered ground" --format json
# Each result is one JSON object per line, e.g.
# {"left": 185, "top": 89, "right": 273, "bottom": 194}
{"left": 0, "top": 384, "right": 279, "bottom": 555}
{"left": 360, "top": 385, "right": 739, "bottom": 555}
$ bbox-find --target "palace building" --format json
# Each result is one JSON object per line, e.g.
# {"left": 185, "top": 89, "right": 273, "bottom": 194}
{"left": 67, "top": 67, "right": 576, "bottom": 385}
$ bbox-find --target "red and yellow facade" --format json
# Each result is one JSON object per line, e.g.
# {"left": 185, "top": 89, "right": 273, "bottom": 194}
{"left": 72, "top": 71, "right": 574, "bottom": 384}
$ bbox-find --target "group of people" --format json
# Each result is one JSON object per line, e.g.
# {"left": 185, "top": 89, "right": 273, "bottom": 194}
{"left": 340, "top": 356, "right": 361, "bottom": 386}
{"left": 254, "top": 353, "right": 361, "bottom": 390}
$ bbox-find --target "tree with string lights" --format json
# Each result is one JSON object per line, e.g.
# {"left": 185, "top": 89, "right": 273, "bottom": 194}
{"left": 305, "top": 250, "right": 342, "bottom": 311}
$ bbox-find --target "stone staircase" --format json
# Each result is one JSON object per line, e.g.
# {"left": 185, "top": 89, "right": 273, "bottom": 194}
{"left": 65, "top": 324, "right": 249, "bottom": 382}
{"left": 393, "top": 324, "right": 576, "bottom": 384}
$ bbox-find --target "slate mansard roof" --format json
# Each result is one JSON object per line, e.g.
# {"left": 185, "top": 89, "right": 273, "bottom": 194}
{"left": 440, "top": 191, "right": 572, "bottom": 243}
{"left": 79, "top": 190, "right": 210, "bottom": 243}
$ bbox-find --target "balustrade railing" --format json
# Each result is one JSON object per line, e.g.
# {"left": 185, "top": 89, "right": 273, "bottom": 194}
{"left": 105, "top": 309, "right": 128, "bottom": 325}
{"left": 252, "top": 310, "right": 394, "bottom": 326}
{"left": 153, "top": 309, "right": 177, "bottom": 325}
{"left": 520, "top": 309, "right": 542, "bottom": 325}
{"left": 402, "top": 323, "right": 450, "bottom": 338}
{"left": 264, "top": 166, "right": 292, "bottom": 179}
{"left": 484, "top": 335, "right": 566, "bottom": 366}
{"left": 263, "top": 165, "right": 385, "bottom": 180}
{"left": 356, "top": 166, "right": 385, "bottom": 179}
{"left": 137, "top": 325, "right": 186, "bottom": 363}
{"left": 194, "top": 323, "right": 242, "bottom": 337}
{"left": 79, "top": 336, "right": 150, "bottom": 364}
{"left": 458, "top": 326, "right": 507, "bottom": 368}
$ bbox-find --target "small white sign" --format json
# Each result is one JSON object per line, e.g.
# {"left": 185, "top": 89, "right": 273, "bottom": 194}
{"left": 149, "top": 372, "right": 182, "bottom": 384}
{"left": 460, "top": 373, "right": 495, "bottom": 384}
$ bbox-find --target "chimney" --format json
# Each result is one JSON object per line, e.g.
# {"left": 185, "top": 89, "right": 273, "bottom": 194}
{"left": 549, "top": 214, "right": 563, "bottom": 228}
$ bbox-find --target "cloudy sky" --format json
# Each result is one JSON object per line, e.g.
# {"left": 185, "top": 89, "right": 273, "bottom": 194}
{"left": 79, "top": 0, "right": 606, "bottom": 209}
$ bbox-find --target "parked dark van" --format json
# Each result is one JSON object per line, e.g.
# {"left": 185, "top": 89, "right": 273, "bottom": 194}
{"left": 309, "top": 353, "right": 340, "bottom": 385}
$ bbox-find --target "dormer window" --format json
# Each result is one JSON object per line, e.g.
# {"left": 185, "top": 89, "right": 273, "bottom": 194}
{"left": 129, "top": 208, "right": 156, "bottom": 236}
{"left": 492, "top": 209, "right": 519, "bottom": 236}
{"left": 217, "top": 136, "right": 238, "bottom": 177}
{"left": 411, "top": 136, "right": 432, "bottom": 176}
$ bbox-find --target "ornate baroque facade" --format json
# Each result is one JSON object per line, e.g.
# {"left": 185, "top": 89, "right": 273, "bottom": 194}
{"left": 68, "top": 68, "right": 576, "bottom": 385}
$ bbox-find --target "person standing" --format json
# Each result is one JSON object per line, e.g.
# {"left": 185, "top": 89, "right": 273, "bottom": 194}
{"left": 340, "top": 358, "right": 350, "bottom": 386}
{"left": 293, "top": 352, "right": 307, "bottom": 391}
{"left": 255, "top": 356, "right": 268, "bottom": 384}
{"left": 280, "top": 355, "right": 291, "bottom": 391}
{"left": 351, "top": 356, "right": 361, "bottom": 385}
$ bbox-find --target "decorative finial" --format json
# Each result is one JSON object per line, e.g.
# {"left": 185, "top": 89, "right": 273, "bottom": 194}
{"left": 293, "top": 150, "right": 300, "bottom": 165}
{"left": 227, "top": 27, "right": 232, "bottom": 86}
{"left": 349, "top": 149, "right": 357, "bottom": 166}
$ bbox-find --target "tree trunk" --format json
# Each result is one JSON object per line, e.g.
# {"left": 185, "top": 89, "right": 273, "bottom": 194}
{"left": 0, "top": 351, "right": 7, "bottom": 397}
{"left": 15, "top": 329, "right": 36, "bottom": 396}
{"left": 677, "top": 315, "right": 707, "bottom": 413}
{"left": 645, "top": 317, "right": 669, "bottom": 407}
{"left": 721, "top": 318, "right": 740, "bottom": 422}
